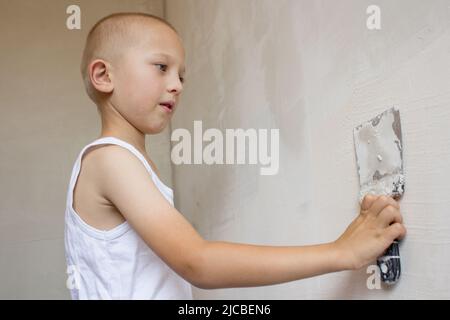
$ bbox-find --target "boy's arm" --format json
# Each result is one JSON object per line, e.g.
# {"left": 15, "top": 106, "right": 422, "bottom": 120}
{"left": 96, "top": 146, "right": 406, "bottom": 289}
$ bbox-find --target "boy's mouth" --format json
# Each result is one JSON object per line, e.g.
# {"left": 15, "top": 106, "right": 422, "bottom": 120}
{"left": 159, "top": 101, "right": 174, "bottom": 113}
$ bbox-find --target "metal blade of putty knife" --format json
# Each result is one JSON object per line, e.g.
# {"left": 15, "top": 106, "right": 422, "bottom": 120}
{"left": 353, "top": 107, "right": 405, "bottom": 284}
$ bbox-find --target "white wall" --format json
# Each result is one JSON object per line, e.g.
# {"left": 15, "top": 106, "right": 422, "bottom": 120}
{"left": 0, "top": 0, "right": 168, "bottom": 299}
{"left": 166, "top": 0, "right": 450, "bottom": 299}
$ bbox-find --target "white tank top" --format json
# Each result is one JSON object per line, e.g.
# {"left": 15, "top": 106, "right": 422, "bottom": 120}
{"left": 64, "top": 137, "right": 193, "bottom": 300}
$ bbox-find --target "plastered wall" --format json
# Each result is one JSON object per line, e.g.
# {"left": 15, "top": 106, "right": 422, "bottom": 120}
{"left": 166, "top": 0, "right": 450, "bottom": 299}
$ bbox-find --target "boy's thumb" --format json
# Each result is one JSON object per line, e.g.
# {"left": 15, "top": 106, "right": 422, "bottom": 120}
{"left": 361, "top": 194, "right": 377, "bottom": 210}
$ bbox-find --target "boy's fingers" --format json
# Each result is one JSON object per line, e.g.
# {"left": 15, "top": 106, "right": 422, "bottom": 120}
{"left": 361, "top": 194, "right": 377, "bottom": 211}
{"left": 385, "top": 222, "right": 407, "bottom": 242}
{"left": 378, "top": 205, "right": 403, "bottom": 227}
{"left": 368, "top": 195, "right": 400, "bottom": 216}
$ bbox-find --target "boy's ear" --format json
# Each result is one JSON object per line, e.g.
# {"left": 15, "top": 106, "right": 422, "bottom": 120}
{"left": 89, "top": 59, "right": 114, "bottom": 94}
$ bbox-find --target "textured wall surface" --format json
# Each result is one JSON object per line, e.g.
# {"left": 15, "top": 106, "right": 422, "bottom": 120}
{"left": 0, "top": 0, "right": 167, "bottom": 299}
{"left": 166, "top": 0, "right": 450, "bottom": 299}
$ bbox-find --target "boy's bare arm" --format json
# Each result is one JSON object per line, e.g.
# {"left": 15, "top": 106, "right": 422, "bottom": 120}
{"left": 95, "top": 146, "right": 406, "bottom": 289}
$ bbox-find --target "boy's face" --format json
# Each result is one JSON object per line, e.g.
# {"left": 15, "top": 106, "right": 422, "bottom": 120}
{"left": 109, "top": 22, "right": 185, "bottom": 134}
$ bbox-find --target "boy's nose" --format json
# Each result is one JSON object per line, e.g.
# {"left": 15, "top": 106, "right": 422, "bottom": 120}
{"left": 167, "top": 76, "right": 183, "bottom": 95}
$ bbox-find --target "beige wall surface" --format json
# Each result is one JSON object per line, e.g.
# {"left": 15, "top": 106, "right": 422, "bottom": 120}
{"left": 0, "top": 0, "right": 168, "bottom": 299}
{"left": 166, "top": 0, "right": 450, "bottom": 299}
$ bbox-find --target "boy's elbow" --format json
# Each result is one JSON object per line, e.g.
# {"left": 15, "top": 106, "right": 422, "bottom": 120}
{"left": 179, "top": 259, "right": 206, "bottom": 289}
{"left": 179, "top": 242, "right": 217, "bottom": 290}
{"left": 186, "top": 266, "right": 218, "bottom": 290}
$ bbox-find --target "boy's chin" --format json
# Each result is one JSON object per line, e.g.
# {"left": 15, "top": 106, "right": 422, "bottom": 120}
{"left": 144, "top": 121, "right": 169, "bottom": 135}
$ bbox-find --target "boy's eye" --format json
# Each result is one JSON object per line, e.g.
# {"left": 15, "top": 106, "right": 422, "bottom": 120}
{"left": 155, "top": 64, "right": 167, "bottom": 72}
{"left": 179, "top": 76, "right": 185, "bottom": 83}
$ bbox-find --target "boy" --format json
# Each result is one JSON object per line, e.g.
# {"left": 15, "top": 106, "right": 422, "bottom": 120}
{"left": 64, "top": 12, "right": 406, "bottom": 299}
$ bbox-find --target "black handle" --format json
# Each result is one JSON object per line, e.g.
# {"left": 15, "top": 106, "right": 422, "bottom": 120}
{"left": 376, "top": 240, "right": 401, "bottom": 284}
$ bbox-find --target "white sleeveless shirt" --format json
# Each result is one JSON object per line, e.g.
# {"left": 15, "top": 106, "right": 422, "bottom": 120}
{"left": 64, "top": 137, "right": 193, "bottom": 299}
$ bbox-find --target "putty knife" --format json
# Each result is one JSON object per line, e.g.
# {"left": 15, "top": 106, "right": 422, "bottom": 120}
{"left": 353, "top": 107, "right": 405, "bottom": 284}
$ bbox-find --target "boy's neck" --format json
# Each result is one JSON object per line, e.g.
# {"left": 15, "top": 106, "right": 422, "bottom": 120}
{"left": 98, "top": 102, "right": 148, "bottom": 156}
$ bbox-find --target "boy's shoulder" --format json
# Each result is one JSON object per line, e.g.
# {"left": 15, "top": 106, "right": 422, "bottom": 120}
{"left": 84, "top": 142, "right": 161, "bottom": 179}
{"left": 81, "top": 143, "right": 162, "bottom": 189}
{"left": 82, "top": 144, "right": 143, "bottom": 180}
{"left": 84, "top": 143, "right": 129, "bottom": 162}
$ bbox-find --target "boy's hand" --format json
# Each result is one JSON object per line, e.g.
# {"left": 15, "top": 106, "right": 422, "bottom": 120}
{"left": 334, "top": 195, "right": 407, "bottom": 270}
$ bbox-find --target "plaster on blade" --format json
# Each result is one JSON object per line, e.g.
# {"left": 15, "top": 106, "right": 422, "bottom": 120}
{"left": 353, "top": 107, "right": 405, "bottom": 202}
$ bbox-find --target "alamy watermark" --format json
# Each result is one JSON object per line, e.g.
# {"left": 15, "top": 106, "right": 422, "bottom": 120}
{"left": 66, "top": 265, "right": 80, "bottom": 291}
{"left": 65, "top": 4, "right": 381, "bottom": 31}
{"left": 366, "top": 264, "right": 382, "bottom": 290}
{"left": 170, "top": 121, "right": 280, "bottom": 176}
{"left": 367, "top": 5, "right": 381, "bottom": 30}
{"left": 66, "top": 5, "right": 81, "bottom": 30}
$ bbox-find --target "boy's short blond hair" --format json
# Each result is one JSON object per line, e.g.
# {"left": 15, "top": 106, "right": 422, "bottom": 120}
{"left": 80, "top": 12, "right": 177, "bottom": 104}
